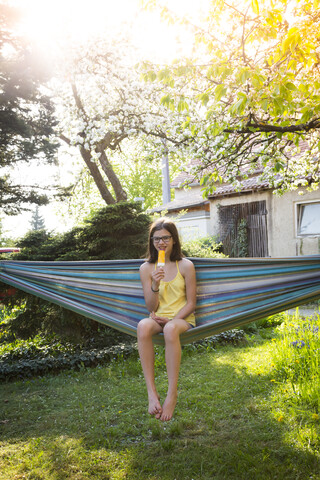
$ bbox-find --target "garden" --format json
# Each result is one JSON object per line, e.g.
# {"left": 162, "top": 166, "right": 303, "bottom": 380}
{"left": 1, "top": 205, "right": 320, "bottom": 478}
{"left": 1, "top": 306, "right": 320, "bottom": 479}
{"left": 1, "top": 0, "right": 320, "bottom": 477}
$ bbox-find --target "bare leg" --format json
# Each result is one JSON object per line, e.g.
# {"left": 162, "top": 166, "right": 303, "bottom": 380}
{"left": 160, "top": 319, "right": 191, "bottom": 422}
{"left": 137, "top": 318, "right": 163, "bottom": 417}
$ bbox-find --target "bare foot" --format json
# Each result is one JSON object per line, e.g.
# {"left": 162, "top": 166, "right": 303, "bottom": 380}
{"left": 148, "top": 393, "right": 162, "bottom": 417}
{"left": 160, "top": 392, "right": 177, "bottom": 422}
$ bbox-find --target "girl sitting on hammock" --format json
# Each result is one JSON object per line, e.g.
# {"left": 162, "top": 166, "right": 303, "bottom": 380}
{"left": 138, "top": 218, "right": 196, "bottom": 421}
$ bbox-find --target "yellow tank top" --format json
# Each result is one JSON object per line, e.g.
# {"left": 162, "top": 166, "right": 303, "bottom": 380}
{"left": 155, "top": 261, "right": 196, "bottom": 327}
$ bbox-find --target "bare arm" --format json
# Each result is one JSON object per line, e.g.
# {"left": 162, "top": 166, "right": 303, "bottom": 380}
{"left": 140, "top": 262, "right": 164, "bottom": 313}
{"left": 172, "top": 258, "right": 197, "bottom": 321}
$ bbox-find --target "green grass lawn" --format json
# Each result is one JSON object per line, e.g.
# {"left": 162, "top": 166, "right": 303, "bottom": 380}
{"left": 1, "top": 333, "right": 320, "bottom": 480}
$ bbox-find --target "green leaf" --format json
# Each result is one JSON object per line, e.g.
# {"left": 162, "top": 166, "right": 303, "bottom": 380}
{"left": 191, "top": 124, "right": 197, "bottom": 135}
{"left": 282, "top": 27, "right": 300, "bottom": 55}
{"left": 252, "top": 74, "right": 266, "bottom": 88}
{"left": 280, "top": 84, "right": 288, "bottom": 97}
{"left": 147, "top": 71, "right": 157, "bottom": 82}
{"left": 198, "top": 92, "right": 210, "bottom": 106}
{"left": 239, "top": 68, "right": 251, "bottom": 84}
{"left": 182, "top": 118, "right": 190, "bottom": 129}
{"left": 300, "top": 108, "right": 313, "bottom": 123}
{"left": 206, "top": 66, "right": 216, "bottom": 78}
{"left": 274, "top": 162, "right": 283, "bottom": 172}
{"left": 175, "top": 66, "right": 190, "bottom": 76}
{"left": 272, "top": 84, "right": 280, "bottom": 96}
{"left": 214, "top": 84, "right": 226, "bottom": 101}
{"left": 160, "top": 94, "right": 171, "bottom": 106}
{"left": 177, "top": 99, "right": 189, "bottom": 112}
{"left": 261, "top": 99, "right": 269, "bottom": 112}
{"left": 157, "top": 69, "right": 171, "bottom": 82}
{"left": 251, "top": 0, "right": 259, "bottom": 14}
{"left": 200, "top": 175, "right": 209, "bottom": 186}
{"left": 229, "top": 93, "right": 248, "bottom": 115}
{"left": 230, "top": 100, "right": 242, "bottom": 115}
{"left": 285, "top": 82, "right": 297, "bottom": 91}
{"left": 273, "top": 97, "right": 284, "bottom": 115}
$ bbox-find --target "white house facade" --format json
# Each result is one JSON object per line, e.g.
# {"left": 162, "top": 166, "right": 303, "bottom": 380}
{"left": 153, "top": 171, "right": 320, "bottom": 257}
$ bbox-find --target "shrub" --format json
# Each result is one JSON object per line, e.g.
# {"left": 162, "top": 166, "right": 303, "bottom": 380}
{"left": 2, "top": 202, "right": 151, "bottom": 342}
{"left": 241, "top": 312, "right": 286, "bottom": 334}
{"left": 182, "top": 235, "right": 225, "bottom": 258}
{"left": 14, "top": 201, "right": 150, "bottom": 261}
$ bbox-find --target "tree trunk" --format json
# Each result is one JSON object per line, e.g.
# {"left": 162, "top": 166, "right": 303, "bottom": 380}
{"left": 61, "top": 83, "right": 128, "bottom": 205}
{"left": 80, "top": 146, "right": 116, "bottom": 204}
{"left": 98, "top": 149, "right": 127, "bottom": 202}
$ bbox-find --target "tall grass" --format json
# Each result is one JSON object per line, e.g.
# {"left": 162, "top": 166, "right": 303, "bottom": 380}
{"left": 271, "top": 309, "right": 320, "bottom": 415}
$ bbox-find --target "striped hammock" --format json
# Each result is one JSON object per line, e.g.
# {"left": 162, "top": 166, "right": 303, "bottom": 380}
{"left": 1, "top": 256, "right": 320, "bottom": 345}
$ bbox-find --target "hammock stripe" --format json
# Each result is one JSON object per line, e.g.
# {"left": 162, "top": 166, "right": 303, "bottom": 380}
{"left": 1, "top": 256, "right": 320, "bottom": 345}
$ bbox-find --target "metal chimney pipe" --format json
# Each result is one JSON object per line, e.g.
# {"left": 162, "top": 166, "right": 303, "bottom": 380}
{"left": 161, "top": 139, "right": 171, "bottom": 205}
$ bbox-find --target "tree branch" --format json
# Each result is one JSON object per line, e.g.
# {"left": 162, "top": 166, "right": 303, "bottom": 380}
{"left": 71, "top": 82, "right": 88, "bottom": 121}
{"left": 224, "top": 118, "right": 320, "bottom": 134}
{"left": 59, "top": 133, "right": 71, "bottom": 145}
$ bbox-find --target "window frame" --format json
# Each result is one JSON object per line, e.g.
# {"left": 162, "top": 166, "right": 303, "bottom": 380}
{"left": 296, "top": 200, "right": 320, "bottom": 237}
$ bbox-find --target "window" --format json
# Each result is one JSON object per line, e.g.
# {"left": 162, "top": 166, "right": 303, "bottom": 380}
{"left": 297, "top": 202, "right": 320, "bottom": 235}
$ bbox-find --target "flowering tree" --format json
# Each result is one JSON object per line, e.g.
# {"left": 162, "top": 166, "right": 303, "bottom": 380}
{"left": 59, "top": 138, "right": 182, "bottom": 222}
{"left": 55, "top": 38, "right": 193, "bottom": 205}
{"left": 142, "top": 0, "right": 320, "bottom": 194}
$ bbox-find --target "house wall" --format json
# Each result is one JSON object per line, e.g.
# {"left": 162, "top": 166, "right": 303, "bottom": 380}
{"left": 175, "top": 210, "right": 211, "bottom": 241}
{"left": 174, "top": 185, "right": 203, "bottom": 201}
{"left": 270, "top": 188, "right": 320, "bottom": 256}
{"left": 164, "top": 186, "right": 211, "bottom": 242}
{"left": 209, "top": 188, "right": 320, "bottom": 257}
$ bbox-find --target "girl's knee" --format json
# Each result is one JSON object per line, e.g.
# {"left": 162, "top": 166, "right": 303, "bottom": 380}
{"left": 163, "top": 321, "right": 179, "bottom": 341}
{"left": 137, "top": 318, "right": 154, "bottom": 338}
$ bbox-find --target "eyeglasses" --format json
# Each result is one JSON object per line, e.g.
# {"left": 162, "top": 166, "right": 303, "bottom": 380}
{"left": 152, "top": 235, "right": 172, "bottom": 244}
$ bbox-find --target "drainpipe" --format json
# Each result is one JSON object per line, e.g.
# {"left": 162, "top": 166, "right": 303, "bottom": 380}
{"left": 161, "top": 139, "right": 171, "bottom": 205}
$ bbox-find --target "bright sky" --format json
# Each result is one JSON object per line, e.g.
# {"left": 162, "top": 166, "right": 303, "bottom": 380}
{"left": 3, "top": 0, "right": 211, "bottom": 240}
{"left": 13, "top": 0, "right": 211, "bottom": 62}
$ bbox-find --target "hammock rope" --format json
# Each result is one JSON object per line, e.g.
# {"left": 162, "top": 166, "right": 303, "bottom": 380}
{"left": 1, "top": 256, "right": 320, "bottom": 345}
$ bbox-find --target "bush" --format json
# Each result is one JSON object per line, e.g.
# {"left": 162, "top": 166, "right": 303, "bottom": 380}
{"left": 241, "top": 312, "right": 286, "bottom": 334}
{"left": 1, "top": 202, "right": 151, "bottom": 342}
{"left": 182, "top": 235, "right": 225, "bottom": 258}
{"left": 14, "top": 201, "right": 150, "bottom": 261}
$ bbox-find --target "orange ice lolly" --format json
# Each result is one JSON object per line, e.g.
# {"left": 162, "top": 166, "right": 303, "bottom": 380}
{"left": 158, "top": 250, "right": 165, "bottom": 266}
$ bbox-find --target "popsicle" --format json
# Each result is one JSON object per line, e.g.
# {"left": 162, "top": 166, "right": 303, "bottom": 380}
{"left": 158, "top": 250, "right": 165, "bottom": 267}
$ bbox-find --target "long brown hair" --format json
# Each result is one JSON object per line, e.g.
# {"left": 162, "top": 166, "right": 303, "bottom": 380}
{"left": 147, "top": 217, "right": 183, "bottom": 263}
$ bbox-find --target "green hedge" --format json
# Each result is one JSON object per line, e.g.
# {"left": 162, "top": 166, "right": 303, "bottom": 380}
{"left": 0, "top": 343, "right": 138, "bottom": 382}
{"left": 0, "top": 330, "right": 245, "bottom": 382}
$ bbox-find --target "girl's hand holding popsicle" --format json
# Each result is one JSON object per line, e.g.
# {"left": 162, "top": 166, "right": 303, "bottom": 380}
{"left": 151, "top": 250, "right": 165, "bottom": 289}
